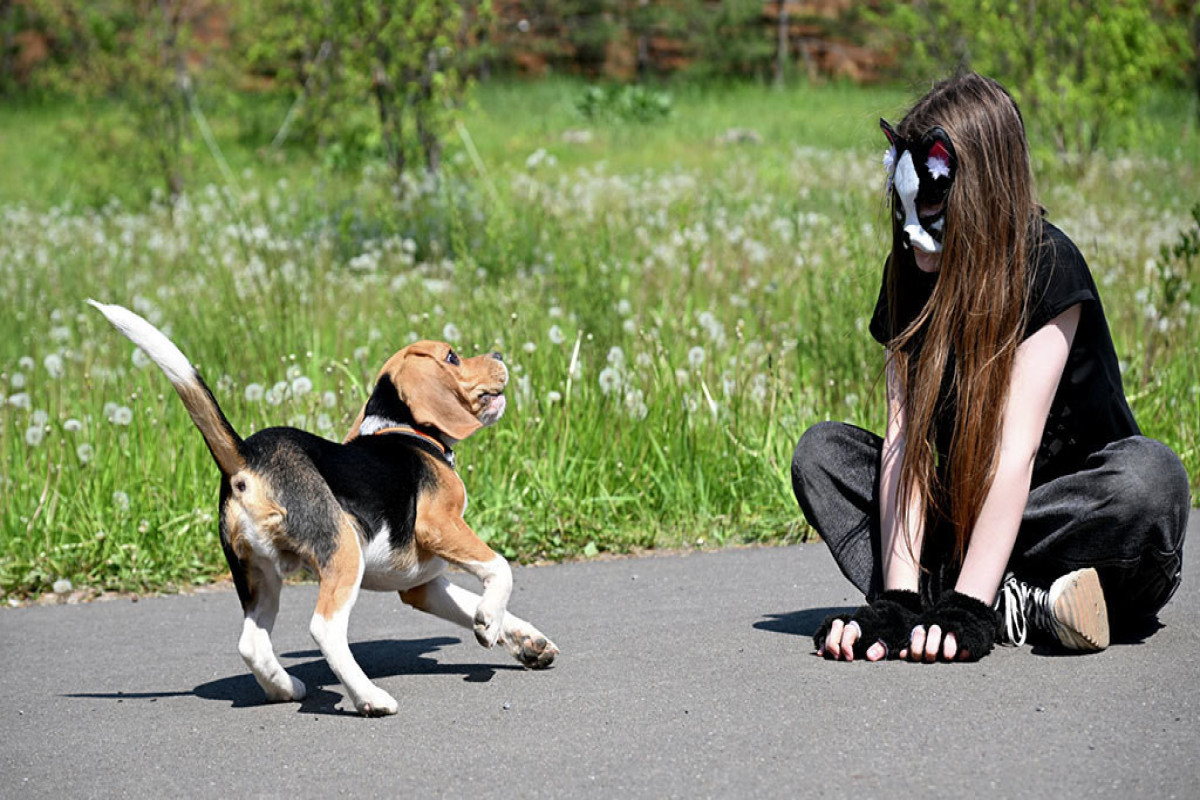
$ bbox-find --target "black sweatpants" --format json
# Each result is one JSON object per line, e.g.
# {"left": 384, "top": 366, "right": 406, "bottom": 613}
{"left": 790, "top": 421, "right": 1190, "bottom": 631}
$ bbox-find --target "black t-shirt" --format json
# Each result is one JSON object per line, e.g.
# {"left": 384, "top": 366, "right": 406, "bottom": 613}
{"left": 869, "top": 221, "right": 1139, "bottom": 486}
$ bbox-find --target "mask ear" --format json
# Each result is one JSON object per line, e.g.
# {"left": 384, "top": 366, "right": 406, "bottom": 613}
{"left": 397, "top": 358, "right": 483, "bottom": 443}
{"left": 924, "top": 126, "right": 957, "bottom": 181}
{"left": 879, "top": 118, "right": 898, "bottom": 144}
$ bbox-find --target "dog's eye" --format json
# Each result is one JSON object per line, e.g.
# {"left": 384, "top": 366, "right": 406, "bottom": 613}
{"left": 446, "top": 351, "right": 460, "bottom": 366}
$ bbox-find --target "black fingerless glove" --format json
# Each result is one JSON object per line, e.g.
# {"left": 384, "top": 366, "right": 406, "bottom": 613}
{"left": 918, "top": 591, "right": 998, "bottom": 661}
{"left": 813, "top": 589, "right": 923, "bottom": 659}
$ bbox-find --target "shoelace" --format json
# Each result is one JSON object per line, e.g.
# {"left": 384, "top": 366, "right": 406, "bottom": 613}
{"left": 997, "top": 575, "right": 1052, "bottom": 647}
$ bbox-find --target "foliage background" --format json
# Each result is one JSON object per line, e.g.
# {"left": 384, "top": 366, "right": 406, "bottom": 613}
{"left": 0, "top": 1, "right": 1197, "bottom": 601}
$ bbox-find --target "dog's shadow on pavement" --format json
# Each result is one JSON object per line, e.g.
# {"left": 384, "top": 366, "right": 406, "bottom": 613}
{"left": 755, "top": 607, "right": 852, "bottom": 638}
{"left": 67, "top": 636, "right": 523, "bottom": 716}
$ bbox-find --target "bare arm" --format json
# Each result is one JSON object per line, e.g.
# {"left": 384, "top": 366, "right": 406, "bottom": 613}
{"left": 880, "top": 352, "right": 924, "bottom": 593}
{"left": 954, "top": 304, "right": 1081, "bottom": 603}
{"left": 822, "top": 351, "right": 925, "bottom": 661}
{"left": 911, "top": 303, "right": 1081, "bottom": 661}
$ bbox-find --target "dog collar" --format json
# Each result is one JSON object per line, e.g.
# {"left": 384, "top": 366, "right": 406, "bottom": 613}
{"left": 372, "top": 425, "right": 456, "bottom": 469}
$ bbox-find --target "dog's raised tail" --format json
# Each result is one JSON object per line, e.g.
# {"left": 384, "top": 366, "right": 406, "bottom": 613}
{"left": 88, "top": 300, "right": 245, "bottom": 476}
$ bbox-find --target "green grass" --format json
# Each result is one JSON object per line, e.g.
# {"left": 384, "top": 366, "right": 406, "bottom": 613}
{"left": 1, "top": 78, "right": 1198, "bottom": 601}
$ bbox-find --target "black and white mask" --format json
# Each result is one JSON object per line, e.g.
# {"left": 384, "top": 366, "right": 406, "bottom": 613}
{"left": 881, "top": 119, "right": 956, "bottom": 254}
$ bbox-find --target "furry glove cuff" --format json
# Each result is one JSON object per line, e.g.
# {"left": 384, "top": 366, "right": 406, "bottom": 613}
{"left": 813, "top": 589, "right": 923, "bottom": 659}
{"left": 918, "top": 591, "right": 998, "bottom": 661}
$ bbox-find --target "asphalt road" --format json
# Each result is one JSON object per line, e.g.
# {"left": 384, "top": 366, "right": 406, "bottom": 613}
{"left": 3, "top": 514, "right": 1197, "bottom": 799}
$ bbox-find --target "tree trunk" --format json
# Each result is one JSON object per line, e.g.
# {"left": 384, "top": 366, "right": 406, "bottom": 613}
{"left": 0, "top": 0, "right": 14, "bottom": 93}
{"left": 1193, "top": 7, "right": 1199, "bottom": 123}
{"left": 774, "top": 0, "right": 788, "bottom": 87}
{"left": 159, "top": 0, "right": 189, "bottom": 203}
{"left": 417, "top": 49, "right": 440, "bottom": 174}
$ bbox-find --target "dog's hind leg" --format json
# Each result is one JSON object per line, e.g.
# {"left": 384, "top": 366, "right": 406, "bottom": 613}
{"left": 309, "top": 515, "right": 398, "bottom": 717}
{"left": 237, "top": 564, "right": 307, "bottom": 703}
{"left": 400, "top": 576, "right": 559, "bottom": 669}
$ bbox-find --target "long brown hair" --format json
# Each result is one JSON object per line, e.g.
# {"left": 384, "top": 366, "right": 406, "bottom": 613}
{"left": 885, "top": 74, "right": 1042, "bottom": 562}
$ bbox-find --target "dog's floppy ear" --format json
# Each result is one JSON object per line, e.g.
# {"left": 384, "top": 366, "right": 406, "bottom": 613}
{"left": 396, "top": 353, "right": 483, "bottom": 443}
{"left": 343, "top": 406, "right": 366, "bottom": 443}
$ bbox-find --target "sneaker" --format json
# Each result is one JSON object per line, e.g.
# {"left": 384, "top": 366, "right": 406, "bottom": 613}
{"left": 995, "top": 568, "right": 1110, "bottom": 651}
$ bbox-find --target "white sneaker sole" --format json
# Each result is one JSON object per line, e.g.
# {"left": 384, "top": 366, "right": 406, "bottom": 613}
{"left": 1048, "top": 567, "right": 1110, "bottom": 651}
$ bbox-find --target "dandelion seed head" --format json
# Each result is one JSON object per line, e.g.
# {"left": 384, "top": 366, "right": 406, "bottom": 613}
{"left": 10, "top": 372, "right": 26, "bottom": 389}
{"left": 266, "top": 382, "right": 288, "bottom": 406}
{"left": 599, "top": 367, "right": 622, "bottom": 395}
{"left": 111, "top": 406, "right": 133, "bottom": 426}
{"left": 688, "top": 346, "right": 706, "bottom": 369}
{"left": 76, "top": 443, "right": 95, "bottom": 464}
{"left": 291, "top": 376, "right": 313, "bottom": 396}
{"left": 25, "top": 426, "right": 44, "bottom": 447}
{"left": 112, "top": 491, "right": 130, "bottom": 512}
{"left": 442, "top": 323, "right": 461, "bottom": 342}
{"left": 64, "top": 418, "right": 83, "bottom": 433}
{"left": 131, "top": 347, "right": 152, "bottom": 369}
{"left": 245, "top": 383, "right": 264, "bottom": 402}
{"left": 43, "top": 353, "right": 64, "bottom": 379}
{"left": 624, "top": 388, "right": 648, "bottom": 421}
{"left": 548, "top": 325, "right": 565, "bottom": 345}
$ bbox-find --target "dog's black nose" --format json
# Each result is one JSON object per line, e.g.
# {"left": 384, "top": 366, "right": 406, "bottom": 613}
{"left": 491, "top": 352, "right": 504, "bottom": 363}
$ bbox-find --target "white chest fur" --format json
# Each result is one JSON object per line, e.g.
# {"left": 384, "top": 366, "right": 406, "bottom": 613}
{"left": 359, "top": 526, "right": 448, "bottom": 592}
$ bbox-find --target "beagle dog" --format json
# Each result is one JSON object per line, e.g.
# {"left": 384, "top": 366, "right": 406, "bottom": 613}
{"left": 89, "top": 301, "right": 558, "bottom": 716}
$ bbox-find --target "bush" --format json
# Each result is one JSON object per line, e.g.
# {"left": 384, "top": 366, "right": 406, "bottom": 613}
{"left": 874, "top": 0, "right": 1190, "bottom": 157}
{"left": 575, "top": 83, "right": 671, "bottom": 123}
{"left": 236, "top": 0, "right": 491, "bottom": 181}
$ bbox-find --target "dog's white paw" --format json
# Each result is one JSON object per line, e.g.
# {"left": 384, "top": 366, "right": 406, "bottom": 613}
{"left": 354, "top": 686, "right": 398, "bottom": 717}
{"left": 287, "top": 675, "right": 308, "bottom": 701}
{"left": 505, "top": 630, "right": 559, "bottom": 670}
{"left": 474, "top": 606, "right": 502, "bottom": 648}
{"left": 263, "top": 675, "right": 307, "bottom": 703}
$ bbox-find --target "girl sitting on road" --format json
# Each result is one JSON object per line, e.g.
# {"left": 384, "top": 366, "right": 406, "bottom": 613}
{"left": 790, "top": 73, "right": 1190, "bottom": 662}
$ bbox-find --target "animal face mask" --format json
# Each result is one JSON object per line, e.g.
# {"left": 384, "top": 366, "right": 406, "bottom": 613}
{"left": 881, "top": 119, "right": 956, "bottom": 254}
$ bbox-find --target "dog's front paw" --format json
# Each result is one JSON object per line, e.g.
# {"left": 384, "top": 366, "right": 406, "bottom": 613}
{"left": 263, "top": 675, "right": 307, "bottom": 703}
{"left": 506, "top": 632, "right": 559, "bottom": 670}
{"left": 354, "top": 686, "right": 399, "bottom": 717}
{"left": 474, "top": 606, "right": 502, "bottom": 648}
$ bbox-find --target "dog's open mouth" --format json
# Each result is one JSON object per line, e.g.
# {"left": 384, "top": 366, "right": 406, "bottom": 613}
{"left": 478, "top": 392, "right": 507, "bottom": 424}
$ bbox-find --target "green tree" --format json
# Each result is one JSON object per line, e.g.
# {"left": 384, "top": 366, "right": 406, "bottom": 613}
{"left": 239, "top": 0, "right": 490, "bottom": 181}
{"left": 29, "top": 0, "right": 211, "bottom": 201}
{"left": 875, "top": 0, "right": 1188, "bottom": 156}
